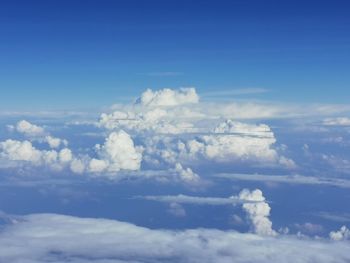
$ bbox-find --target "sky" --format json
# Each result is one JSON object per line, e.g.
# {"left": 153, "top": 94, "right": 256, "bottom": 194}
{"left": 1, "top": 1, "right": 350, "bottom": 263}
{"left": 1, "top": 0, "right": 350, "bottom": 110}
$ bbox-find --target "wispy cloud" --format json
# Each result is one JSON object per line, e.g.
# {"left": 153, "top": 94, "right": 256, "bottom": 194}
{"left": 312, "top": 212, "right": 350, "bottom": 223}
{"left": 138, "top": 194, "right": 245, "bottom": 205}
{"left": 202, "top": 88, "right": 269, "bottom": 98}
{"left": 215, "top": 173, "right": 350, "bottom": 189}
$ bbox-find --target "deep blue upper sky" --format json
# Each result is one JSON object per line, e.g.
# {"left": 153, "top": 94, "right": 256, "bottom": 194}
{"left": 1, "top": 0, "right": 349, "bottom": 109}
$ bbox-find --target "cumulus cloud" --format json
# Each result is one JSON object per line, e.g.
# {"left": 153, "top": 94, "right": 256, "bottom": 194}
{"left": 0, "top": 213, "right": 349, "bottom": 263}
{"left": 98, "top": 107, "right": 197, "bottom": 134}
{"left": 173, "top": 163, "right": 200, "bottom": 184}
{"left": 89, "top": 130, "right": 143, "bottom": 174}
{"left": 16, "top": 120, "right": 45, "bottom": 136}
{"left": 45, "top": 135, "right": 68, "bottom": 149}
{"left": 94, "top": 88, "right": 295, "bottom": 176}
{"left": 142, "top": 120, "right": 294, "bottom": 169}
{"left": 0, "top": 139, "right": 42, "bottom": 164}
{"left": 136, "top": 87, "right": 199, "bottom": 107}
{"left": 0, "top": 139, "right": 85, "bottom": 174}
{"left": 13, "top": 120, "right": 68, "bottom": 149}
{"left": 1, "top": 126, "right": 146, "bottom": 176}
{"left": 142, "top": 188, "right": 276, "bottom": 236}
{"left": 329, "top": 226, "right": 350, "bottom": 241}
{"left": 239, "top": 189, "right": 277, "bottom": 236}
{"left": 1, "top": 88, "right": 328, "bottom": 182}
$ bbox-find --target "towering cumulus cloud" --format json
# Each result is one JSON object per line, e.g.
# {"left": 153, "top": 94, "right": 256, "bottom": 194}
{"left": 329, "top": 226, "right": 350, "bottom": 241}
{"left": 239, "top": 189, "right": 277, "bottom": 236}
{"left": 89, "top": 130, "right": 143, "bottom": 174}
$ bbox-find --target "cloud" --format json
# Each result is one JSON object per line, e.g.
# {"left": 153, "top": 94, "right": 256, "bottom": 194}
{"left": 142, "top": 120, "right": 294, "bottom": 168}
{"left": 45, "top": 135, "right": 68, "bottom": 149}
{"left": 329, "top": 226, "right": 350, "bottom": 241}
{"left": 0, "top": 139, "right": 42, "bottom": 164}
{"left": 136, "top": 87, "right": 199, "bottom": 107}
{"left": 173, "top": 163, "right": 201, "bottom": 184}
{"left": 321, "top": 154, "right": 350, "bottom": 175}
{"left": 294, "top": 223, "right": 324, "bottom": 235}
{"left": 215, "top": 173, "right": 350, "bottom": 189}
{"left": 167, "top": 202, "right": 187, "bottom": 217}
{"left": 238, "top": 189, "right": 277, "bottom": 236}
{"left": 89, "top": 130, "right": 143, "bottom": 174}
{"left": 13, "top": 120, "right": 68, "bottom": 149}
{"left": 16, "top": 120, "right": 45, "bottom": 136}
{"left": 1, "top": 126, "right": 146, "bottom": 177}
{"left": 5, "top": 88, "right": 350, "bottom": 184}
{"left": 312, "top": 212, "right": 350, "bottom": 223}
{"left": 0, "top": 213, "right": 349, "bottom": 263}
{"left": 141, "top": 194, "right": 244, "bottom": 206}
{"left": 0, "top": 139, "right": 85, "bottom": 174}
{"left": 141, "top": 188, "right": 276, "bottom": 236}
{"left": 323, "top": 117, "right": 350, "bottom": 126}
{"left": 201, "top": 88, "right": 269, "bottom": 98}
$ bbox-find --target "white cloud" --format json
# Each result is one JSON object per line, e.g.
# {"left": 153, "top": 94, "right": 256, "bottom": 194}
{"left": 13, "top": 120, "right": 68, "bottom": 149}
{"left": 213, "top": 119, "right": 273, "bottom": 136}
{"left": 323, "top": 117, "right": 350, "bottom": 126}
{"left": 16, "top": 120, "right": 45, "bottom": 136}
{"left": 59, "top": 148, "right": 73, "bottom": 163}
{"left": 174, "top": 163, "right": 200, "bottom": 184}
{"left": 329, "top": 226, "right": 350, "bottom": 241}
{"left": 143, "top": 120, "right": 294, "bottom": 168}
{"left": 136, "top": 87, "right": 199, "bottom": 107}
{"left": 239, "top": 189, "right": 277, "bottom": 236}
{"left": 0, "top": 139, "right": 42, "bottom": 164}
{"left": 0, "top": 139, "right": 83, "bottom": 174}
{"left": 141, "top": 194, "right": 244, "bottom": 206}
{"left": 0, "top": 130, "right": 142, "bottom": 177}
{"left": 98, "top": 107, "right": 197, "bottom": 134}
{"left": 141, "top": 188, "right": 276, "bottom": 236}
{"left": 167, "top": 202, "right": 187, "bottom": 217}
{"left": 45, "top": 135, "right": 68, "bottom": 149}
{"left": 89, "top": 131, "right": 143, "bottom": 174}
{"left": 69, "top": 158, "right": 85, "bottom": 174}
{"left": 0, "top": 213, "right": 349, "bottom": 263}
{"left": 216, "top": 173, "right": 350, "bottom": 189}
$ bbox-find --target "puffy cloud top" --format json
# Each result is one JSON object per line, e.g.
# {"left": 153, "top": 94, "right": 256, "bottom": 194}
{"left": 16, "top": 120, "right": 44, "bottom": 136}
{"left": 0, "top": 139, "right": 42, "bottom": 163}
{"left": 136, "top": 87, "right": 199, "bottom": 107}
{"left": 330, "top": 226, "right": 350, "bottom": 241}
{"left": 239, "top": 189, "right": 277, "bottom": 236}
{"left": 89, "top": 130, "right": 143, "bottom": 173}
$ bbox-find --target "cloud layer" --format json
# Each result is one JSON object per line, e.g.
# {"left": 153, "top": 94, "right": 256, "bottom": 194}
{"left": 0, "top": 213, "right": 349, "bottom": 263}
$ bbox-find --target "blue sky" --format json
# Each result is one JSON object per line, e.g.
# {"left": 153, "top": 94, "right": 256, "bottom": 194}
{"left": 1, "top": 0, "right": 350, "bottom": 109}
